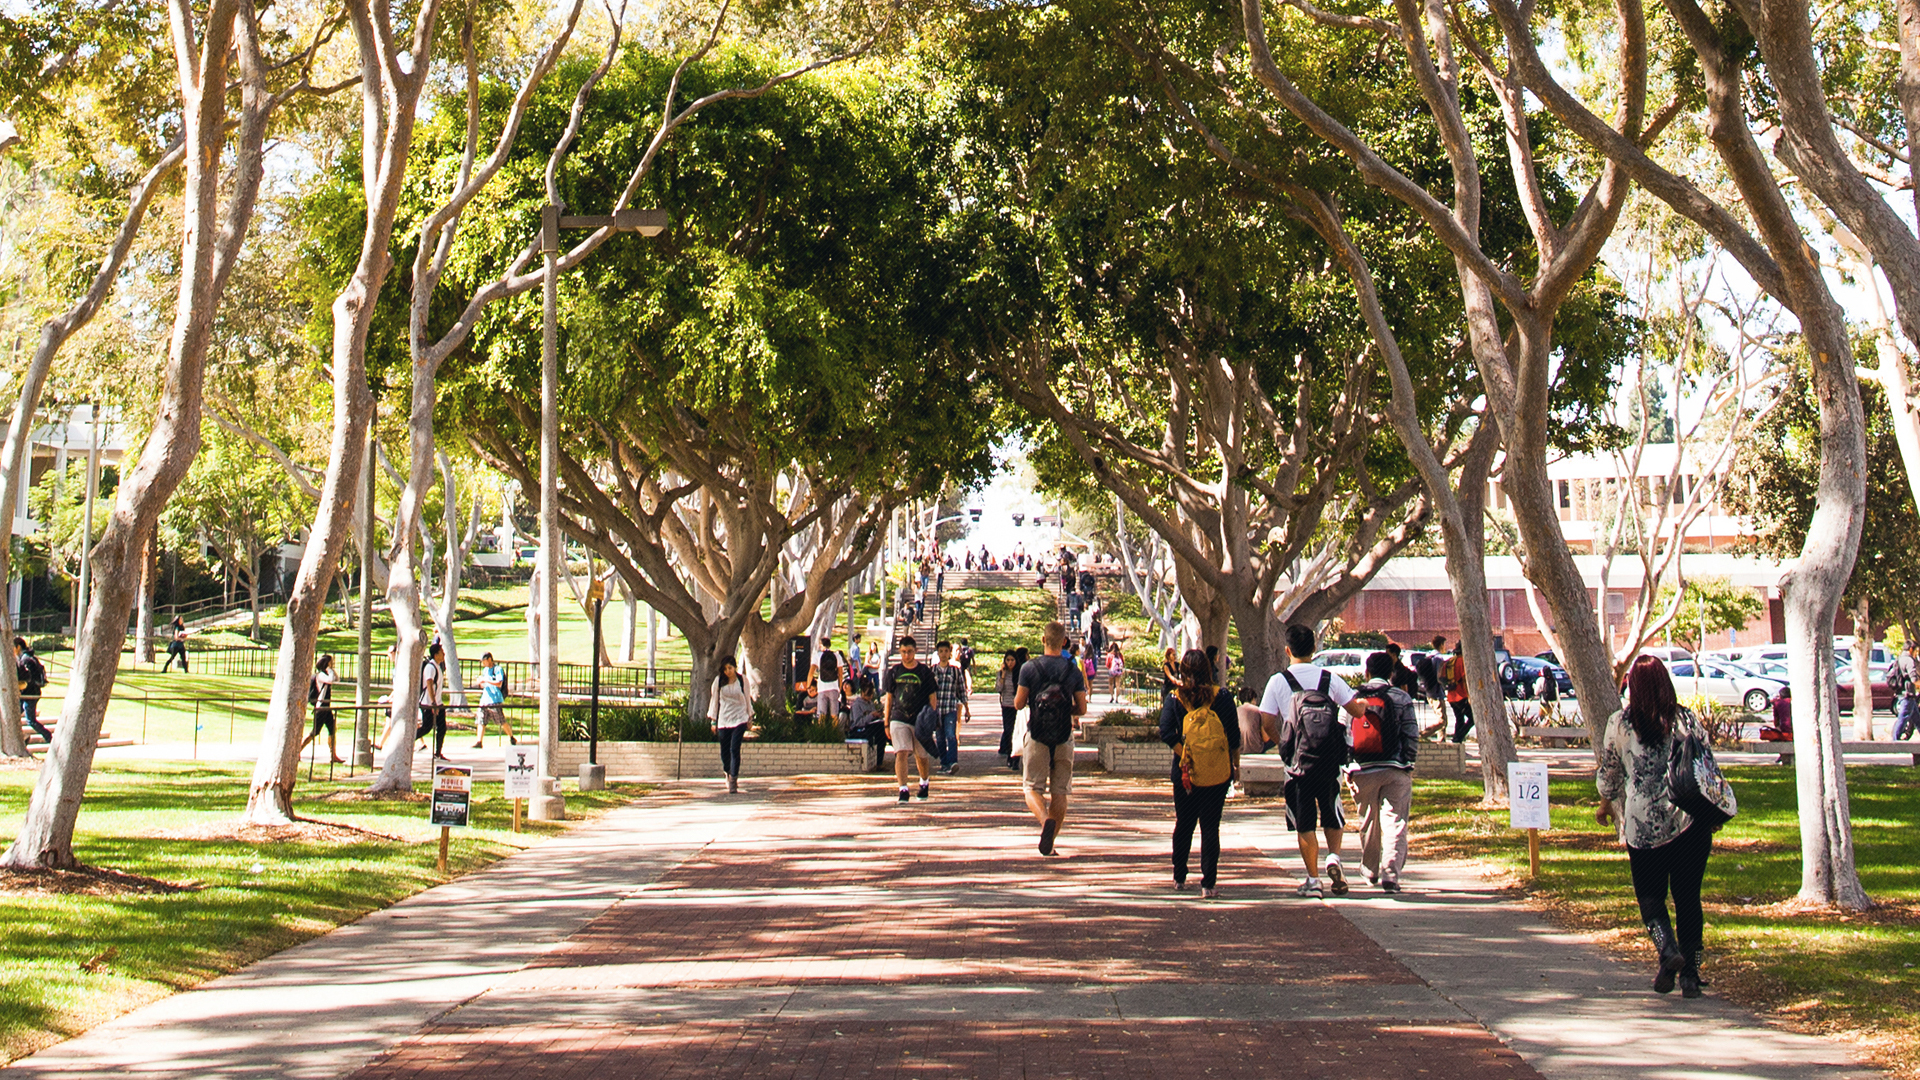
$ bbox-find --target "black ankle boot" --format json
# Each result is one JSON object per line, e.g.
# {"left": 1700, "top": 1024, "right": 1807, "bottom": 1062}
{"left": 1679, "top": 951, "right": 1704, "bottom": 998}
{"left": 1647, "top": 922, "right": 1685, "bottom": 994}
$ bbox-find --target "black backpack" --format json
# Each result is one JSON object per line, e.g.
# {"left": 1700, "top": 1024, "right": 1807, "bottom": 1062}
{"left": 19, "top": 654, "right": 46, "bottom": 692}
{"left": 1028, "top": 659, "right": 1075, "bottom": 747}
{"left": 819, "top": 650, "right": 840, "bottom": 682}
{"left": 1282, "top": 670, "right": 1347, "bottom": 773}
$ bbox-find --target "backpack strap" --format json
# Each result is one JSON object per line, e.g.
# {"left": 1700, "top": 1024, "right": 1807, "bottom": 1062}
{"left": 1317, "top": 670, "right": 1331, "bottom": 695}
{"left": 1282, "top": 670, "right": 1304, "bottom": 694}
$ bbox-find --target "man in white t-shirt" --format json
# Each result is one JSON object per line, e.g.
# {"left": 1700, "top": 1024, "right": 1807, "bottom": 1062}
{"left": 812, "top": 636, "right": 848, "bottom": 723}
{"left": 1256, "top": 624, "right": 1368, "bottom": 899}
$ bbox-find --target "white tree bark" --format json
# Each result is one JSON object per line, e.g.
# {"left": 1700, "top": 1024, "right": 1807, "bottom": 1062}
{"left": 5, "top": 0, "right": 273, "bottom": 866}
{"left": 0, "top": 142, "right": 183, "bottom": 760}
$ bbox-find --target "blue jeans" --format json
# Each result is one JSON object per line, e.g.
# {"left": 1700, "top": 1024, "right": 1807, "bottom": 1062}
{"left": 1896, "top": 694, "right": 1918, "bottom": 740}
{"left": 936, "top": 711, "right": 960, "bottom": 768}
{"left": 20, "top": 695, "right": 50, "bottom": 742}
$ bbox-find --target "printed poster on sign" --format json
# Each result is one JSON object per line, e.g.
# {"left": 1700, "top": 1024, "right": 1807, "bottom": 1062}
{"left": 503, "top": 746, "right": 537, "bottom": 800}
{"left": 431, "top": 764, "right": 472, "bottom": 828}
{"left": 1508, "top": 761, "right": 1550, "bottom": 830}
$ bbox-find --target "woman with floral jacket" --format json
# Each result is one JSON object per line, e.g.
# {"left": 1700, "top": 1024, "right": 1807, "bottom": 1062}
{"left": 1597, "top": 655, "right": 1716, "bottom": 998}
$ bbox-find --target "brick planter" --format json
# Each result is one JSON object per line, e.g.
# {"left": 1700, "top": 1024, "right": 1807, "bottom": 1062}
{"left": 1101, "top": 739, "right": 1173, "bottom": 775}
{"left": 554, "top": 740, "right": 877, "bottom": 780}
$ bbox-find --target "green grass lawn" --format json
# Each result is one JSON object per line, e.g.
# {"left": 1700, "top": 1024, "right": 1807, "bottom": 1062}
{"left": 1412, "top": 765, "right": 1920, "bottom": 1076}
{"left": 0, "top": 761, "right": 647, "bottom": 1064}
{"left": 937, "top": 588, "right": 1061, "bottom": 655}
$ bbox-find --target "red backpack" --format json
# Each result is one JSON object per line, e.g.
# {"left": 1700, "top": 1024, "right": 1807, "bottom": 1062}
{"left": 1351, "top": 693, "right": 1389, "bottom": 756}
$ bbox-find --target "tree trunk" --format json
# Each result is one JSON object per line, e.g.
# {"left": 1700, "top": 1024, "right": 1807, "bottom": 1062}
{"left": 365, "top": 364, "right": 440, "bottom": 796}
{"left": 742, "top": 618, "right": 786, "bottom": 709}
{"left": 3, "top": 0, "right": 266, "bottom": 868}
{"left": 1852, "top": 595, "right": 1874, "bottom": 740}
{"left": 136, "top": 527, "right": 157, "bottom": 664}
{"left": 1493, "top": 323, "right": 1623, "bottom": 743}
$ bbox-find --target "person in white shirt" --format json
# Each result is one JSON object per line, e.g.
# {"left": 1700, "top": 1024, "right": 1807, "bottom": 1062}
{"left": 1256, "top": 624, "right": 1369, "bottom": 898}
{"left": 811, "top": 636, "right": 848, "bottom": 724}
{"left": 419, "top": 641, "right": 448, "bottom": 761}
{"left": 707, "top": 656, "right": 754, "bottom": 794}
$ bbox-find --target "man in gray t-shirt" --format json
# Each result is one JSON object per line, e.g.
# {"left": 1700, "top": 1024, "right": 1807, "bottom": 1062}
{"left": 1014, "top": 621, "right": 1087, "bottom": 856}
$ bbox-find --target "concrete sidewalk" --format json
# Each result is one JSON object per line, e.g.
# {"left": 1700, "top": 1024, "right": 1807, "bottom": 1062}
{"left": 4, "top": 715, "right": 1881, "bottom": 1080}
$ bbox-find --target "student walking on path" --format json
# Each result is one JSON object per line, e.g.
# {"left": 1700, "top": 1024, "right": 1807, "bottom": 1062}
{"left": 932, "top": 640, "right": 969, "bottom": 774}
{"left": 299, "top": 654, "right": 343, "bottom": 764}
{"left": 419, "top": 642, "right": 448, "bottom": 761}
{"left": 1159, "top": 649, "right": 1239, "bottom": 897}
{"left": 1347, "top": 651, "right": 1421, "bottom": 892}
{"left": 162, "top": 615, "right": 190, "bottom": 673}
{"left": 707, "top": 657, "right": 753, "bottom": 794}
{"left": 1444, "top": 642, "right": 1474, "bottom": 743}
{"left": 995, "top": 651, "right": 1021, "bottom": 768}
{"left": 13, "top": 636, "right": 50, "bottom": 745}
{"left": 883, "top": 636, "right": 939, "bottom": 803}
{"left": 471, "top": 652, "right": 516, "bottom": 747}
{"left": 812, "top": 638, "right": 847, "bottom": 726}
{"left": 1014, "top": 621, "right": 1086, "bottom": 856}
{"left": 1598, "top": 656, "right": 1721, "bottom": 998}
{"left": 1259, "top": 624, "right": 1367, "bottom": 898}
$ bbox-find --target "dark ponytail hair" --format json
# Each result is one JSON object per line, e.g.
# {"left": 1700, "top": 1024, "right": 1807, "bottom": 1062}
{"left": 1175, "top": 649, "right": 1216, "bottom": 710}
{"left": 1623, "top": 655, "right": 1678, "bottom": 745}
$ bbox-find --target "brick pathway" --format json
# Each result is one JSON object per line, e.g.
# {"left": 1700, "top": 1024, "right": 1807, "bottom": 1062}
{"left": 347, "top": 740, "right": 1544, "bottom": 1080}
{"left": 11, "top": 704, "right": 1879, "bottom": 1080}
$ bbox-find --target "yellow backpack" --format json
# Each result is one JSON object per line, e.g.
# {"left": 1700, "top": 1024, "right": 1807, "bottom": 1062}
{"left": 1180, "top": 698, "right": 1233, "bottom": 788}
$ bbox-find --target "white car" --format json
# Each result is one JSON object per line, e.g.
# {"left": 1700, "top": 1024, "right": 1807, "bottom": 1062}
{"left": 1668, "top": 658, "right": 1786, "bottom": 713}
{"left": 1309, "top": 649, "right": 1371, "bottom": 685}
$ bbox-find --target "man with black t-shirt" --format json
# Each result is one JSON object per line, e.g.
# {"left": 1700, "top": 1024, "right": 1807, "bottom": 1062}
{"left": 883, "top": 637, "right": 939, "bottom": 803}
{"left": 1014, "top": 621, "right": 1087, "bottom": 855}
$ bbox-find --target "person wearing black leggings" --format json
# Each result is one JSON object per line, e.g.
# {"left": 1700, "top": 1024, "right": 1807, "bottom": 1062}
{"left": 994, "top": 651, "right": 1021, "bottom": 767}
{"left": 1598, "top": 655, "right": 1718, "bottom": 998}
{"left": 1158, "top": 649, "right": 1240, "bottom": 899}
{"left": 707, "top": 656, "right": 752, "bottom": 794}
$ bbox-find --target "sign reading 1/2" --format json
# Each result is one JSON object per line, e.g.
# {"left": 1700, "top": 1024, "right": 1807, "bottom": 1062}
{"left": 1508, "top": 761, "right": 1550, "bottom": 830}
{"left": 431, "top": 764, "right": 472, "bottom": 829}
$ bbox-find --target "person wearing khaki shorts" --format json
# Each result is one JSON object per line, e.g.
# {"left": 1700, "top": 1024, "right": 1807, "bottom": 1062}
{"left": 1014, "top": 621, "right": 1088, "bottom": 855}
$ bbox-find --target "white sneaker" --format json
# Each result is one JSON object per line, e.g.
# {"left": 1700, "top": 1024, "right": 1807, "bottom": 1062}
{"left": 1326, "top": 858, "right": 1349, "bottom": 896}
{"left": 1296, "top": 878, "right": 1324, "bottom": 899}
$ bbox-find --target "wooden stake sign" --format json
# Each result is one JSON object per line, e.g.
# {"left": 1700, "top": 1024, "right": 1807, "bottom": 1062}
{"left": 1508, "top": 761, "right": 1550, "bottom": 879}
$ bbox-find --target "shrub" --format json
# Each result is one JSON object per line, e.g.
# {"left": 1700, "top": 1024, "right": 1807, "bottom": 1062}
{"left": 750, "top": 698, "right": 848, "bottom": 744}
{"left": 1326, "top": 630, "right": 1391, "bottom": 650}
{"left": 1682, "top": 696, "right": 1746, "bottom": 748}
{"left": 560, "top": 698, "right": 713, "bottom": 742}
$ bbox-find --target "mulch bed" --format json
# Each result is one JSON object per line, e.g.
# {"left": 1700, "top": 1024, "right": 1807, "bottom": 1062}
{"left": 0, "top": 864, "right": 199, "bottom": 897}
{"left": 147, "top": 818, "right": 405, "bottom": 844}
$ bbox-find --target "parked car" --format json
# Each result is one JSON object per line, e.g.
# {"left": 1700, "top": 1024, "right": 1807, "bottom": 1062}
{"left": 1668, "top": 657, "right": 1785, "bottom": 713}
{"left": 1636, "top": 645, "right": 1695, "bottom": 665}
{"left": 1499, "top": 656, "right": 1573, "bottom": 699}
{"left": 1310, "top": 649, "right": 1370, "bottom": 686}
{"left": 1740, "top": 657, "right": 1894, "bottom": 711}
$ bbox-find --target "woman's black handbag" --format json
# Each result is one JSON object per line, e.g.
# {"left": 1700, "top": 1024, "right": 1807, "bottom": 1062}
{"left": 1668, "top": 711, "right": 1738, "bottom": 830}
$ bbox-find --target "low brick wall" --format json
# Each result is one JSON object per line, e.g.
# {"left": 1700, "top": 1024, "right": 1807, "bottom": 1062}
{"left": 1416, "top": 741, "right": 1467, "bottom": 779}
{"left": 1102, "top": 740, "right": 1173, "bottom": 775}
{"left": 554, "top": 740, "right": 876, "bottom": 780}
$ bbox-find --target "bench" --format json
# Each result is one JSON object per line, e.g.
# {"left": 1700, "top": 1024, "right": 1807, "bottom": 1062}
{"left": 1738, "top": 739, "right": 1920, "bottom": 765}
{"left": 1520, "top": 725, "right": 1590, "bottom": 748}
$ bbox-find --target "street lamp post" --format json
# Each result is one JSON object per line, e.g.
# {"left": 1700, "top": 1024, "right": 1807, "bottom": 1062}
{"left": 529, "top": 204, "right": 668, "bottom": 822}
